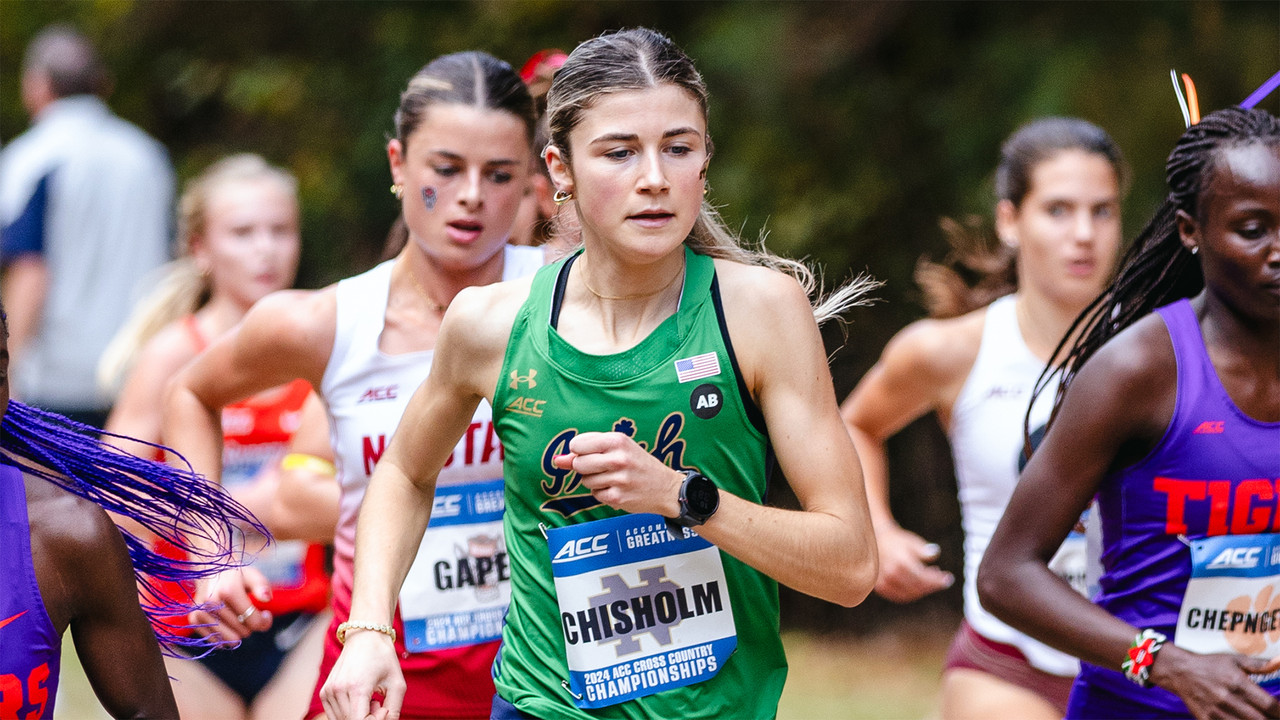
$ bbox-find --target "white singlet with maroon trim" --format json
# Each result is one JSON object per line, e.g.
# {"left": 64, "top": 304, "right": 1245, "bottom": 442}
{"left": 948, "top": 294, "right": 1081, "bottom": 676}
{"left": 320, "top": 244, "right": 543, "bottom": 625}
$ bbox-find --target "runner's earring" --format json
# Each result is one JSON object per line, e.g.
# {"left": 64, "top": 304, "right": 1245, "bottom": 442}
{"left": 1189, "top": 245, "right": 1199, "bottom": 255}
{"left": 390, "top": 184, "right": 404, "bottom": 200}
{"left": 553, "top": 190, "right": 573, "bottom": 205}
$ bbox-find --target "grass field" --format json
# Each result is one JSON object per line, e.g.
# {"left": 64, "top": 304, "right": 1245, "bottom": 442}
{"left": 777, "top": 630, "right": 947, "bottom": 720}
{"left": 55, "top": 629, "right": 949, "bottom": 719}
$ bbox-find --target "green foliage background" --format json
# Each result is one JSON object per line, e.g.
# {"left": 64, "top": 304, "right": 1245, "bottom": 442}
{"left": 3, "top": 0, "right": 1277, "bottom": 632}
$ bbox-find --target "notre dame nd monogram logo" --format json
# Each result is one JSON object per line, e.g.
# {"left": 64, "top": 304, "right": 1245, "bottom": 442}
{"left": 510, "top": 369, "right": 537, "bottom": 389}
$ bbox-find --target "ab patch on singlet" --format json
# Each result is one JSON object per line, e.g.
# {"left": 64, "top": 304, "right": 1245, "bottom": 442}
{"left": 689, "top": 384, "right": 722, "bottom": 420}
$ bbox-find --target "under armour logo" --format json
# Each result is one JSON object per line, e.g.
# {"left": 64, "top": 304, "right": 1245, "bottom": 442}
{"left": 510, "top": 369, "right": 537, "bottom": 389}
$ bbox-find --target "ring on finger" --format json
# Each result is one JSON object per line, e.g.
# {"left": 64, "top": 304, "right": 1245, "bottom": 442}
{"left": 236, "top": 606, "right": 257, "bottom": 624}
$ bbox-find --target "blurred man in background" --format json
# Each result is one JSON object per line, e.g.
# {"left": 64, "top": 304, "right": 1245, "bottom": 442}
{"left": 0, "top": 24, "right": 173, "bottom": 426}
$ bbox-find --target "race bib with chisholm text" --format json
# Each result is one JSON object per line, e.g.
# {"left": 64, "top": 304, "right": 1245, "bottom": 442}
{"left": 547, "top": 513, "right": 737, "bottom": 709}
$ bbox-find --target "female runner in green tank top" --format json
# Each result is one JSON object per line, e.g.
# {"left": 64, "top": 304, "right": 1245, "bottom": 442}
{"left": 322, "top": 28, "right": 879, "bottom": 720}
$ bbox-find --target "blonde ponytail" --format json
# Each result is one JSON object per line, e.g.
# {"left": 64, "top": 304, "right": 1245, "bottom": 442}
{"left": 97, "top": 258, "right": 209, "bottom": 395}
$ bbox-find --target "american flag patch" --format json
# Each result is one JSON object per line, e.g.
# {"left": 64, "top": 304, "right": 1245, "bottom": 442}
{"left": 674, "top": 352, "right": 721, "bottom": 383}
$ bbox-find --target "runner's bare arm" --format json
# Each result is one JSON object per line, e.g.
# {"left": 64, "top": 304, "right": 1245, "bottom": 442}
{"left": 840, "top": 315, "right": 978, "bottom": 602}
{"left": 268, "top": 392, "right": 339, "bottom": 543}
{"left": 557, "top": 267, "right": 877, "bottom": 606}
{"left": 164, "top": 288, "right": 334, "bottom": 485}
{"left": 103, "top": 322, "right": 199, "bottom": 458}
{"left": 699, "top": 264, "right": 877, "bottom": 606}
{"left": 980, "top": 325, "right": 1156, "bottom": 662}
{"left": 27, "top": 475, "right": 178, "bottom": 718}
{"left": 162, "top": 288, "right": 334, "bottom": 640}
{"left": 978, "top": 317, "right": 1280, "bottom": 719}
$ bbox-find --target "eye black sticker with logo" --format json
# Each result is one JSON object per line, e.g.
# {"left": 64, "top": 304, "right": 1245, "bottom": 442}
{"left": 690, "top": 383, "right": 723, "bottom": 420}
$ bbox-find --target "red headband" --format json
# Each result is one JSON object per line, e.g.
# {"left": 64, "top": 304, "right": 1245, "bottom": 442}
{"left": 520, "top": 49, "right": 568, "bottom": 85}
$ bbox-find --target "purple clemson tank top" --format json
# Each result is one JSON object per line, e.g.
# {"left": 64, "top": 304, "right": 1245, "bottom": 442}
{"left": 1074, "top": 299, "right": 1280, "bottom": 715}
{"left": 0, "top": 462, "right": 61, "bottom": 719}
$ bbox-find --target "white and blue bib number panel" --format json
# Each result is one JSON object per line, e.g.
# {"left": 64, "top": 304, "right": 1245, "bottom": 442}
{"left": 1178, "top": 534, "right": 1280, "bottom": 690}
{"left": 399, "top": 478, "right": 508, "bottom": 652}
{"left": 547, "top": 513, "right": 737, "bottom": 709}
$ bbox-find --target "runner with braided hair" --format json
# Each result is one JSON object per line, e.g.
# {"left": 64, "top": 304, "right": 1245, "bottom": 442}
{"left": 980, "top": 106, "right": 1280, "bottom": 719}
{"left": 0, "top": 302, "right": 260, "bottom": 718}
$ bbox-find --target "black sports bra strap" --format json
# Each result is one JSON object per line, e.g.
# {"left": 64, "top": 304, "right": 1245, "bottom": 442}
{"left": 550, "top": 253, "right": 580, "bottom": 330}
{"left": 709, "top": 273, "right": 767, "bottom": 435}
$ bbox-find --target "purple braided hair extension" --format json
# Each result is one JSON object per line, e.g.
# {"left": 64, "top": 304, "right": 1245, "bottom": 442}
{"left": 0, "top": 400, "right": 269, "bottom": 655}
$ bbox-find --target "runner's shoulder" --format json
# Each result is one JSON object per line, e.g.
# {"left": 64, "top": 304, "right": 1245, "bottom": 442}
{"left": 238, "top": 287, "right": 338, "bottom": 357}
{"left": 444, "top": 277, "right": 534, "bottom": 354}
{"left": 880, "top": 307, "right": 986, "bottom": 387}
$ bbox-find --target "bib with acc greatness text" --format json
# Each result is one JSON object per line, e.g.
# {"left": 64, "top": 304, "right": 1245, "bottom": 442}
{"left": 547, "top": 513, "right": 736, "bottom": 708}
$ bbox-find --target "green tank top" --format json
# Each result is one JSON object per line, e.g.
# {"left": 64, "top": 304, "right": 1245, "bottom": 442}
{"left": 492, "top": 247, "right": 786, "bottom": 719}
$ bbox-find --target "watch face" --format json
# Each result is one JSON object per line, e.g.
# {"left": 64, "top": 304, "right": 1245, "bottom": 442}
{"left": 685, "top": 473, "right": 718, "bottom": 516}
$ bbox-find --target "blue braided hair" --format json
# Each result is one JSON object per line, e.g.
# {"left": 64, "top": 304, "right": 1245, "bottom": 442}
{"left": 0, "top": 400, "right": 268, "bottom": 655}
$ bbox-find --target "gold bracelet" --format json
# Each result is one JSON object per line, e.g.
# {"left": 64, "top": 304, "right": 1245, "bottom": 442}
{"left": 335, "top": 621, "right": 396, "bottom": 645}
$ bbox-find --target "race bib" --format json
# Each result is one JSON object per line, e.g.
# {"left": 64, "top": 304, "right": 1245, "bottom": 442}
{"left": 1177, "top": 534, "right": 1280, "bottom": 688}
{"left": 547, "top": 513, "right": 737, "bottom": 709}
{"left": 399, "top": 478, "right": 508, "bottom": 653}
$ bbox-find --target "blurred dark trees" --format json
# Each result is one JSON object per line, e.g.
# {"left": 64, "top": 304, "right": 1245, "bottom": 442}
{"left": 3, "top": 0, "right": 1276, "bottom": 635}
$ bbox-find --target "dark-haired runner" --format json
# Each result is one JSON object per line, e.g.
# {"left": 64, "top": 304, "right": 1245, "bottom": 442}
{"left": 164, "top": 52, "right": 545, "bottom": 720}
{"left": 323, "top": 27, "right": 878, "bottom": 720}
{"left": 842, "top": 117, "right": 1126, "bottom": 719}
{"left": 980, "top": 107, "right": 1280, "bottom": 719}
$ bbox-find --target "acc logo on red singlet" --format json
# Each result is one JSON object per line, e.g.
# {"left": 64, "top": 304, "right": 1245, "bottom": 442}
{"left": 690, "top": 384, "right": 722, "bottom": 420}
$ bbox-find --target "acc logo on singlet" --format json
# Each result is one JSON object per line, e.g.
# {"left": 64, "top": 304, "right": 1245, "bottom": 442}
{"left": 507, "top": 369, "right": 545, "bottom": 417}
{"left": 357, "top": 385, "right": 398, "bottom": 403}
{"left": 506, "top": 397, "right": 546, "bottom": 418}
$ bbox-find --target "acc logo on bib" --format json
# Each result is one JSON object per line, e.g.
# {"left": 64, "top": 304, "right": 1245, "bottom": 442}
{"left": 1177, "top": 533, "right": 1280, "bottom": 690}
{"left": 399, "top": 478, "right": 509, "bottom": 653}
{"left": 547, "top": 513, "right": 737, "bottom": 708}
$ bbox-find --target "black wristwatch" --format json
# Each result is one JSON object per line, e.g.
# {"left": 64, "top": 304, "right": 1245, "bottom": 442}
{"left": 669, "top": 470, "right": 719, "bottom": 528}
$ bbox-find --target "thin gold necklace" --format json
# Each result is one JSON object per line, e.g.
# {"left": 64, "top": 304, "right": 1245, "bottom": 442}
{"left": 398, "top": 258, "right": 448, "bottom": 314}
{"left": 1015, "top": 295, "right": 1064, "bottom": 361}
{"left": 580, "top": 257, "right": 685, "bottom": 302}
